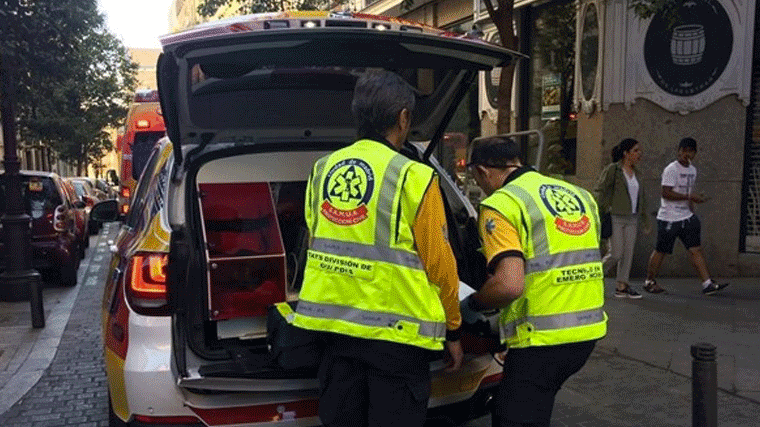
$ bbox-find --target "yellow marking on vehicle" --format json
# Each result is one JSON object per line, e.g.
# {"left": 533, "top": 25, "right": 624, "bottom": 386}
{"left": 104, "top": 347, "right": 129, "bottom": 421}
{"left": 430, "top": 367, "right": 489, "bottom": 398}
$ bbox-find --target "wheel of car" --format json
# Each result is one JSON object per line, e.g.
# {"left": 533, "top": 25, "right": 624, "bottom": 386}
{"left": 60, "top": 256, "right": 79, "bottom": 287}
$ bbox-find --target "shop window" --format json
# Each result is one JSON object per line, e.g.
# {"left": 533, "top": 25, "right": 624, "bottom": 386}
{"left": 528, "top": 0, "right": 577, "bottom": 176}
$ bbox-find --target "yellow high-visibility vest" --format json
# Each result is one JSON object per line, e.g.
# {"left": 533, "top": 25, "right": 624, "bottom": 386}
{"left": 293, "top": 139, "right": 447, "bottom": 350}
{"left": 480, "top": 170, "right": 607, "bottom": 348}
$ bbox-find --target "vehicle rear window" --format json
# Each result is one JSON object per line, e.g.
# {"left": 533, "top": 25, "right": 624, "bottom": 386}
{"left": 132, "top": 131, "right": 165, "bottom": 181}
{"left": 187, "top": 66, "right": 439, "bottom": 131}
{"left": 71, "top": 181, "right": 87, "bottom": 198}
{"left": 0, "top": 175, "right": 62, "bottom": 219}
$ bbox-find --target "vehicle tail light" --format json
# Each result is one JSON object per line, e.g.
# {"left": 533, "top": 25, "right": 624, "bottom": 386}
{"left": 121, "top": 203, "right": 130, "bottom": 215}
{"left": 121, "top": 186, "right": 130, "bottom": 199}
{"left": 53, "top": 205, "right": 66, "bottom": 232}
{"left": 125, "top": 252, "right": 169, "bottom": 315}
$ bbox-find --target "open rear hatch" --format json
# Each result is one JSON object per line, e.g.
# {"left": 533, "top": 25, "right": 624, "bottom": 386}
{"left": 159, "top": 14, "right": 518, "bottom": 391}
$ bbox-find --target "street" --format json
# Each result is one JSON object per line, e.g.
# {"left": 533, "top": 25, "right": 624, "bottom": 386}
{"left": 0, "top": 221, "right": 759, "bottom": 426}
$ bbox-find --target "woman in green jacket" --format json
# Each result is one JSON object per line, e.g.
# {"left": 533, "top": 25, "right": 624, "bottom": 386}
{"left": 594, "top": 138, "right": 651, "bottom": 298}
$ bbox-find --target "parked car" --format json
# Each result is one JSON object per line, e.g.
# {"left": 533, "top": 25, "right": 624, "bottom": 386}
{"left": 61, "top": 179, "right": 89, "bottom": 258}
{"left": 80, "top": 176, "right": 109, "bottom": 201}
{"left": 0, "top": 170, "right": 80, "bottom": 286}
{"left": 96, "top": 178, "right": 117, "bottom": 199}
{"left": 91, "top": 11, "right": 515, "bottom": 427}
{"left": 69, "top": 178, "right": 101, "bottom": 234}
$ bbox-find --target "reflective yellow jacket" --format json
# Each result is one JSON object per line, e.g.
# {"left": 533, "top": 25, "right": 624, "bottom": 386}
{"left": 480, "top": 169, "right": 607, "bottom": 348}
{"left": 294, "top": 139, "right": 448, "bottom": 350}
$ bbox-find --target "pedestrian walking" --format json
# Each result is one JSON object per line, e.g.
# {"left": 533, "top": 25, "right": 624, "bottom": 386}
{"left": 293, "top": 70, "right": 463, "bottom": 427}
{"left": 594, "top": 138, "right": 651, "bottom": 299}
{"left": 643, "top": 137, "right": 728, "bottom": 295}
{"left": 460, "top": 136, "right": 607, "bottom": 427}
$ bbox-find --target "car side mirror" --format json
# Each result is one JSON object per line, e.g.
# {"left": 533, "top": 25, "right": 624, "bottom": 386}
{"left": 73, "top": 200, "right": 86, "bottom": 209}
{"left": 91, "top": 199, "right": 119, "bottom": 222}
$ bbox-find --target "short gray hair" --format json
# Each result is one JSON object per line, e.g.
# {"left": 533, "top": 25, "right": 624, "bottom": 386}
{"left": 351, "top": 70, "right": 416, "bottom": 138}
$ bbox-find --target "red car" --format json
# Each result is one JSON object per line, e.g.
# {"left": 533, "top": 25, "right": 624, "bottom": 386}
{"left": 69, "top": 177, "right": 101, "bottom": 234}
{"left": 0, "top": 171, "right": 81, "bottom": 286}
{"left": 62, "top": 179, "right": 89, "bottom": 258}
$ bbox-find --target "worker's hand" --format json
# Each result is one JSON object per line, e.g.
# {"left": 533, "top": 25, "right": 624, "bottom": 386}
{"left": 689, "top": 193, "right": 709, "bottom": 203}
{"left": 444, "top": 340, "right": 463, "bottom": 372}
{"left": 460, "top": 295, "right": 487, "bottom": 325}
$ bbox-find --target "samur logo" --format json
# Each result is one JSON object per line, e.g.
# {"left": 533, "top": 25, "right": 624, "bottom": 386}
{"left": 538, "top": 184, "right": 590, "bottom": 235}
{"left": 321, "top": 158, "right": 375, "bottom": 225}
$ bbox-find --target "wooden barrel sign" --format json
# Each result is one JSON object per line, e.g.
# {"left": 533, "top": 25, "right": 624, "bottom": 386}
{"left": 670, "top": 24, "right": 705, "bottom": 65}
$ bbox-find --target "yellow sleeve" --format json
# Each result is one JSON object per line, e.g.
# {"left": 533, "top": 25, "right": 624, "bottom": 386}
{"left": 412, "top": 176, "right": 461, "bottom": 332}
{"left": 478, "top": 207, "right": 523, "bottom": 272}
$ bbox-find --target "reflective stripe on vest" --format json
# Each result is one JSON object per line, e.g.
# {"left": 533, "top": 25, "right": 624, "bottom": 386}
{"left": 297, "top": 300, "right": 446, "bottom": 340}
{"left": 526, "top": 249, "right": 602, "bottom": 275}
{"left": 503, "top": 184, "right": 549, "bottom": 257}
{"left": 308, "top": 157, "right": 328, "bottom": 232}
{"left": 311, "top": 237, "right": 424, "bottom": 270}
{"left": 499, "top": 308, "right": 605, "bottom": 338}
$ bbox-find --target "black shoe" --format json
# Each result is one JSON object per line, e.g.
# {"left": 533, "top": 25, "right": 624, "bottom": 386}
{"left": 702, "top": 281, "right": 729, "bottom": 295}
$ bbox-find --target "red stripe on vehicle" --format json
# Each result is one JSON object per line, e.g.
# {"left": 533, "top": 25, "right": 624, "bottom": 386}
{"left": 190, "top": 399, "right": 319, "bottom": 424}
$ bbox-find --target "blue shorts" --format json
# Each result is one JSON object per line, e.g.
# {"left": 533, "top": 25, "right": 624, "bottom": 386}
{"left": 656, "top": 215, "right": 701, "bottom": 254}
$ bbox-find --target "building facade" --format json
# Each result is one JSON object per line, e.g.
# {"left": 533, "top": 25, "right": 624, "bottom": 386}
{"left": 357, "top": 0, "right": 759, "bottom": 278}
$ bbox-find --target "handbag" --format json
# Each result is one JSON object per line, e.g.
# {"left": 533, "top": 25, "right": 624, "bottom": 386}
{"left": 600, "top": 211, "right": 613, "bottom": 239}
{"left": 599, "top": 164, "right": 617, "bottom": 239}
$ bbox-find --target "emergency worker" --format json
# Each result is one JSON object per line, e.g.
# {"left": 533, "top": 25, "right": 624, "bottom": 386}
{"left": 293, "top": 70, "right": 463, "bottom": 427}
{"left": 460, "top": 136, "right": 607, "bottom": 427}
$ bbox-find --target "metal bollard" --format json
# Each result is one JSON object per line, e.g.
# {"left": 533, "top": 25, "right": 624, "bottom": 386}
{"left": 29, "top": 272, "right": 45, "bottom": 328}
{"left": 691, "top": 343, "right": 717, "bottom": 427}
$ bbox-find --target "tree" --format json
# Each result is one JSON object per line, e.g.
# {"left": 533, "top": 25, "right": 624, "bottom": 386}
{"left": 629, "top": 0, "right": 681, "bottom": 20}
{"left": 198, "top": 0, "right": 331, "bottom": 16}
{"left": 196, "top": 0, "right": 519, "bottom": 134}
{"left": 1, "top": 0, "right": 137, "bottom": 174}
{"left": 479, "top": 0, "right": 517, "bottom": 135}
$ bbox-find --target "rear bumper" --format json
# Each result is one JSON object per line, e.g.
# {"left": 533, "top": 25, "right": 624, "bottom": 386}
{"left": 0, "top": 237, "right": 75, "bottom": 271}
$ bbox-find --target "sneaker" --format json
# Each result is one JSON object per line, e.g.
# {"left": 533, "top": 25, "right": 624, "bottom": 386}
{"left": 702, "top": 281, "right": 729, "bottom": 295}
{"left": 643, "top": 279, "right": 666, "bottom": 294}
{"left": 614, "top": 286, "right": 642, "bottom": 299}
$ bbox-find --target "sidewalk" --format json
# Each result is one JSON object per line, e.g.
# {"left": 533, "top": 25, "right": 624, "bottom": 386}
{"left": 0, "top": 221, "right": 117, "bottom": 416}
{"left": 551, "top": 277, "right": 760, "bottom": 426}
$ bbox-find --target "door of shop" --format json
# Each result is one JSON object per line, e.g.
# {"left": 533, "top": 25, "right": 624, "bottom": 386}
{"left": 741, "top": 20, "right": 760, "bottom": 253}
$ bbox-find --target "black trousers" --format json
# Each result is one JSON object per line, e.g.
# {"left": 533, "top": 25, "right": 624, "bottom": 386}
{"left": 492, "top": 340, "right": 597, "bottom": 427}
{"left": 317, "top": 334, "right": 432, "bottom": 427}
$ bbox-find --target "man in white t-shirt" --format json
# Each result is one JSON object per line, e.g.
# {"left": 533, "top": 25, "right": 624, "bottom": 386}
{"left": 643, "top": 138, "right": 728, "bottom": 296}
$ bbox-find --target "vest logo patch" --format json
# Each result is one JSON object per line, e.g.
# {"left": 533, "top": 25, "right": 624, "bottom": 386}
{"left": 538, "top": 184, "right": 590, "bottom": 235}
{"left": 321, "top": 158, "right": 375, "bottom": 225}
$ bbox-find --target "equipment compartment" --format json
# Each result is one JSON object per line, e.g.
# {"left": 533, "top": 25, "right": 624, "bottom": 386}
{"left": 198, "top": 182, "right": 293, "bottom": 339}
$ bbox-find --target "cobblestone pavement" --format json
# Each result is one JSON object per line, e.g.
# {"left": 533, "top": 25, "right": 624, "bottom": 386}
{"left": 0, "top": 224, "right": 117, "bottom": 427}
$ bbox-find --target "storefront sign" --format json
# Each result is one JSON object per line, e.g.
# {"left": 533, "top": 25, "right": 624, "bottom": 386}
{"left": 600, "top": 0, "right": 754, "bottom": 114}
{"left": 541, "top": 73, "right": 561, "bottom": 121}
{"left": 644, "top": 0, "right": 732, "bottom": 97}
